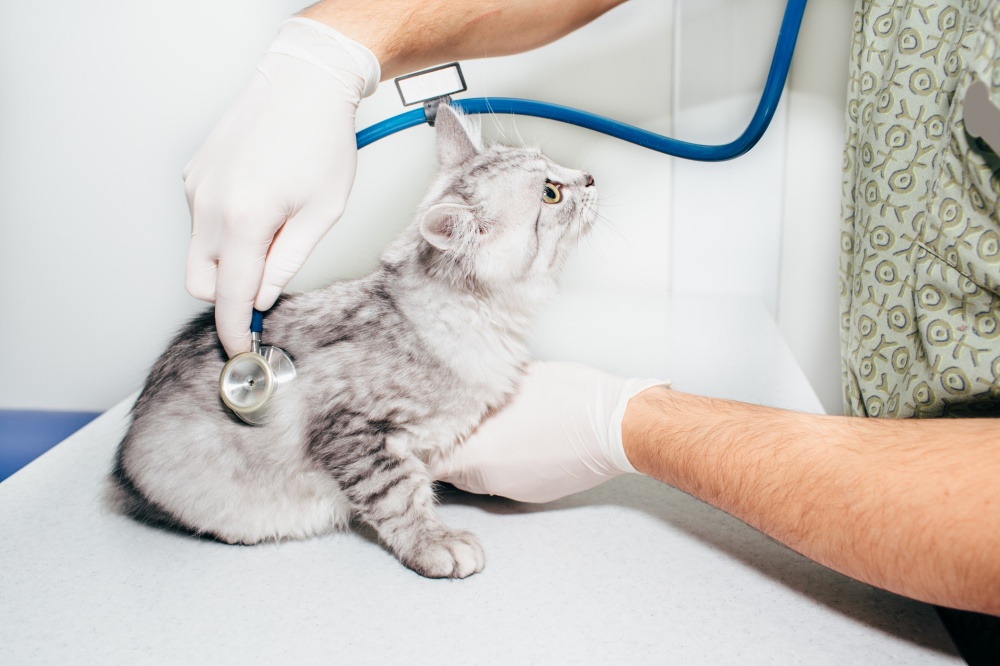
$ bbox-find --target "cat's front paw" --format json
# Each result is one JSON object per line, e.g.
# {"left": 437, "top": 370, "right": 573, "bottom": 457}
{"left": 404, "top": 527, "right": 485, "bottom": 579}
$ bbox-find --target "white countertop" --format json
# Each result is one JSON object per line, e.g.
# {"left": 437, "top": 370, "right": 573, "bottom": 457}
{"left": 0, "top": 295, "right": 961, "bottom": 664}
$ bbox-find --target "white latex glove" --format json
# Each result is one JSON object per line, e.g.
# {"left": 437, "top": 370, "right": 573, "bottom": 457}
{"left": 182, "top": 18, "right": 380, "bottom": 356}
{"left": 430, "top": 361, "right": 670, "bottom": 503}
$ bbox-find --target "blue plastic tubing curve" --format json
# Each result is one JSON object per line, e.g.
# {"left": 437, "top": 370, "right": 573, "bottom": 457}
{"left": 356, "top": 0, "right": 807, "bottom": 162}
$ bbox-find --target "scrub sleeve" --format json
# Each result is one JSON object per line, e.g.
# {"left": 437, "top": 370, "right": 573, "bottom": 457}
{"left": 841, "top": 0, "right": 1000, "bottom": 419}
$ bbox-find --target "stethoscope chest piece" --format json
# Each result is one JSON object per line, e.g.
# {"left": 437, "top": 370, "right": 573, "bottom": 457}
{"left": 219, "top": 311, "right": 296, "bottom": 425}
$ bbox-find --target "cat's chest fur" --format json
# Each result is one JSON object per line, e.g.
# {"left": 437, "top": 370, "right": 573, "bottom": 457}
{"left": 281, "top": 272, "right": 529, "bottom": 461}
{"left": 394, "top": 289, "right": 529, "bottom": 458}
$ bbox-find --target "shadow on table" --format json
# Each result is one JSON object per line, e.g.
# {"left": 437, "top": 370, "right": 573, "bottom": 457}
{"left": 434, "top": 477, "right": 961, "bottom": 658}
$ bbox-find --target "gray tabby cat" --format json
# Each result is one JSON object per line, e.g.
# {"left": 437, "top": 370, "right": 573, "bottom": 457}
{"left": 109, "top": 105, "right": 597, "bottom": 578}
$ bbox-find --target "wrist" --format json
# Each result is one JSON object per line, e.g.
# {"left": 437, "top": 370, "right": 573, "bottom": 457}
{"left": 602, "top": 378, "right": 668, "bottom": 475}
{"left": 268, "top": 17, "right": 380, "bottom": 98}
{"left": 621, "top": 384, "right": 674, "bottom": 478}
{"left": 298, "top": 5, "right": 408, "bottom": 81}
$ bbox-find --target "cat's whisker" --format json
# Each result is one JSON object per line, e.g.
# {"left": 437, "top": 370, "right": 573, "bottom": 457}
{"left": 509, "top": 112, "right": 528, "bottom": 150}
{"left": 486, "top": 103, "right": 513, "bottom": 145}
{"left": 590, "top": 195, "right": 632, "bottom": 209}
{"left": 595, "top": 179, "right": 645, "bottom": 201}
{"left": 478, "top": 97, "right": 506, "bottom": 142}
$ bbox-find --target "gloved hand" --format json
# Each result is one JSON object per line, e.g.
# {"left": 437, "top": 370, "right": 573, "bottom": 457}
{"left": 182, "top": 18, "right": 380, "bottom": 357}
{"left": 430, "top": 361, "right": 669, "bottom": 503}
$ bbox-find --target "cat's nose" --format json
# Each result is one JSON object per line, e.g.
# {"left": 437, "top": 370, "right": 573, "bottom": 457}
{"left": 584, "top": 173, "right": 595, "bottom": 187}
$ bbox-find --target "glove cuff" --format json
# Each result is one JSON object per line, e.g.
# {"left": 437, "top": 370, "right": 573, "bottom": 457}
{"left": 268, "top": 17, "right": 382, "bottom": 99}
{"left": 606, "top": 378, "right": 672, "bottom": 475}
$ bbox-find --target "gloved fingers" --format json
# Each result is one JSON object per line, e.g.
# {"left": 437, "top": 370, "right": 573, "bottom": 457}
{"left": 428, "top": 361, "right": 614, "bottom": 503}
{"left": 432, "top": 361, "right": 673, "bottom": 503}
{"left": 214, "top": 235, "right": 272, "bottom": 357}
{"left": 430, "top": 446, "right": 559, "bottom": 504}
{"left": 253, "top": 205, "right": 342, "bottom": 311}
{"left": 185, "top": 244, "right": 219, "bottom": 303}
{"left": 431, "top": 440, "right": 612, "bottom": 504}
{"left": 429, "top": 447, "right": 491, "bottom": 496}
{"left": 177, "top": 18, "right": 381, "bottom": 356}
{"left": 183, "top": 179, "right": 221, "bottom": 302}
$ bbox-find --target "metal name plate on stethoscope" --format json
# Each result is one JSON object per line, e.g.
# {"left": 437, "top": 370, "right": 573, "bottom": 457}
{"left": 219, "top": 309, "right": 296, "bottom": 425}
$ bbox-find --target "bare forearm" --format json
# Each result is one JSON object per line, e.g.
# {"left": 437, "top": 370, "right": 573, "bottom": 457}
{"left": 623, "top": 388, "right": 1000, "bottom": 614}
{"left": 300, "top": 0, "right": 626, "bottom": 80}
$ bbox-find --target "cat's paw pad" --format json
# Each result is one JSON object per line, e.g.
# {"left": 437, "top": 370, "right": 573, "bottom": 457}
{"left": 406, "top": 528, "right": 485, "bottom": 579}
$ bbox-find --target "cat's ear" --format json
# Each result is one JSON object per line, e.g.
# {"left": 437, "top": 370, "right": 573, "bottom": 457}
{"left": 435, "top": 104, "right": 480, "bottom": 167}
{"left": 420, "top": 202, "right": 475, "bottom": 251}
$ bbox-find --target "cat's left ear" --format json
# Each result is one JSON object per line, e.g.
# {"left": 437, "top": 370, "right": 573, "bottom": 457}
{"left": 420, "top": 202, "right": 475, "bottom": 251}
{"left": 435, "top": 104, "right": 481, "bottom": 168}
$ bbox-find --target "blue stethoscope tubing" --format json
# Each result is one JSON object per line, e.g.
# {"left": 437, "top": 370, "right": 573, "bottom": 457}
{"left": 356, "top": 0, "right": 807, "bottom": 161}
{"left": 233, "top": 0, "right": 806, "bottom": 422}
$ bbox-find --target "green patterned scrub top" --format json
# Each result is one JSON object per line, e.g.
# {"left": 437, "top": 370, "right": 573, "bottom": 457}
{"left": 841, "top": 0, "right": 1000, "bottom": 417}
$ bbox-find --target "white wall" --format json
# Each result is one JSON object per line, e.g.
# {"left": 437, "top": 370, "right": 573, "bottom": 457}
{"left": 779, "top": 0, "right": 854, "bottom": 415}
{"left": 670, "top": 0, "right": 853, "bottom": 415}
{"left": 671, "top": 0, "right": 789, "bottom": 315}
{"left": 0, "top": 0, "right": 307, "bottom": 411}
{"left": 0, "top": 0, "right": 852, "bottom": 413}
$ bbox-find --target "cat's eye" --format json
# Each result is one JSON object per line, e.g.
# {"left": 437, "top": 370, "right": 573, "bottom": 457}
{"left": 542, "top": 181, "right": 562, "bottom": 204}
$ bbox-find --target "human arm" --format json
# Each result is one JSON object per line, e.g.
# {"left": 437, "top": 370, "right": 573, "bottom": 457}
{"left": 623, "top": 387, "right": 1000, "bottom": 615}
{"left": 300, "top": 0, "right": 628, "bottom": 81}
{"left": 186, "top": 0, "right": 626, "bottom": 356}
{"left": 434, "top": 361, "right": 1000, "bottom": 615}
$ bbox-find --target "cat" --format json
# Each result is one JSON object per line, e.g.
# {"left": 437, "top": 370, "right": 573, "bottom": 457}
{"left": 108, "top": 104, "right": 598, "bottom": 579}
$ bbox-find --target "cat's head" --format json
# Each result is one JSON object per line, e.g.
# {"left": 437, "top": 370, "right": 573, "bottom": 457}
{"left": 405, "top": 104, "right": 597, "bottom": 298}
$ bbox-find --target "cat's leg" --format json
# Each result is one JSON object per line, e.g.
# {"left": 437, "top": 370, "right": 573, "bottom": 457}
{"left": 311, "top": 426, "right": 485, "bottom": 579}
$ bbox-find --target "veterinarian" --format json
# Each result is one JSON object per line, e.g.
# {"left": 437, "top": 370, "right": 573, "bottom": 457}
{"left": 181, "top": 0, "right": 1000, "bottom": 626}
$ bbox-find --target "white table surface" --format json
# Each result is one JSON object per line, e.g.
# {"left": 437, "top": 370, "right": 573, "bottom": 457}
{"left": 0, "top": 295, "right": 961, "bottom": 665}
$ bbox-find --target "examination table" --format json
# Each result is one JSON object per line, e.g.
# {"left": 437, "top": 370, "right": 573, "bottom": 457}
{"left": 0, "top": 296, "right": 964, "bottom": 664}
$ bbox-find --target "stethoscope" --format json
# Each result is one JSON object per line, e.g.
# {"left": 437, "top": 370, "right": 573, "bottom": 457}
{"left": 219, "top": 309, "right": 296, "bottom": 425}
{"left": 219, "top": 0, "right": 808, "bottom": 424}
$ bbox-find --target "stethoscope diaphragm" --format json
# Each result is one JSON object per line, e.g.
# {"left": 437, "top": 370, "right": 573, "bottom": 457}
{"left": 218, "top": 310, "right": 296, "bottom": 425}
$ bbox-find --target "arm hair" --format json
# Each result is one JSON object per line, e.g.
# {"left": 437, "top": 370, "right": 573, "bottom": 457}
{"left": 623, "top": 387, "right": 1000, "bottom": 615}
{"left": 300, "top": 0, "right": 628, "bottom": 80}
